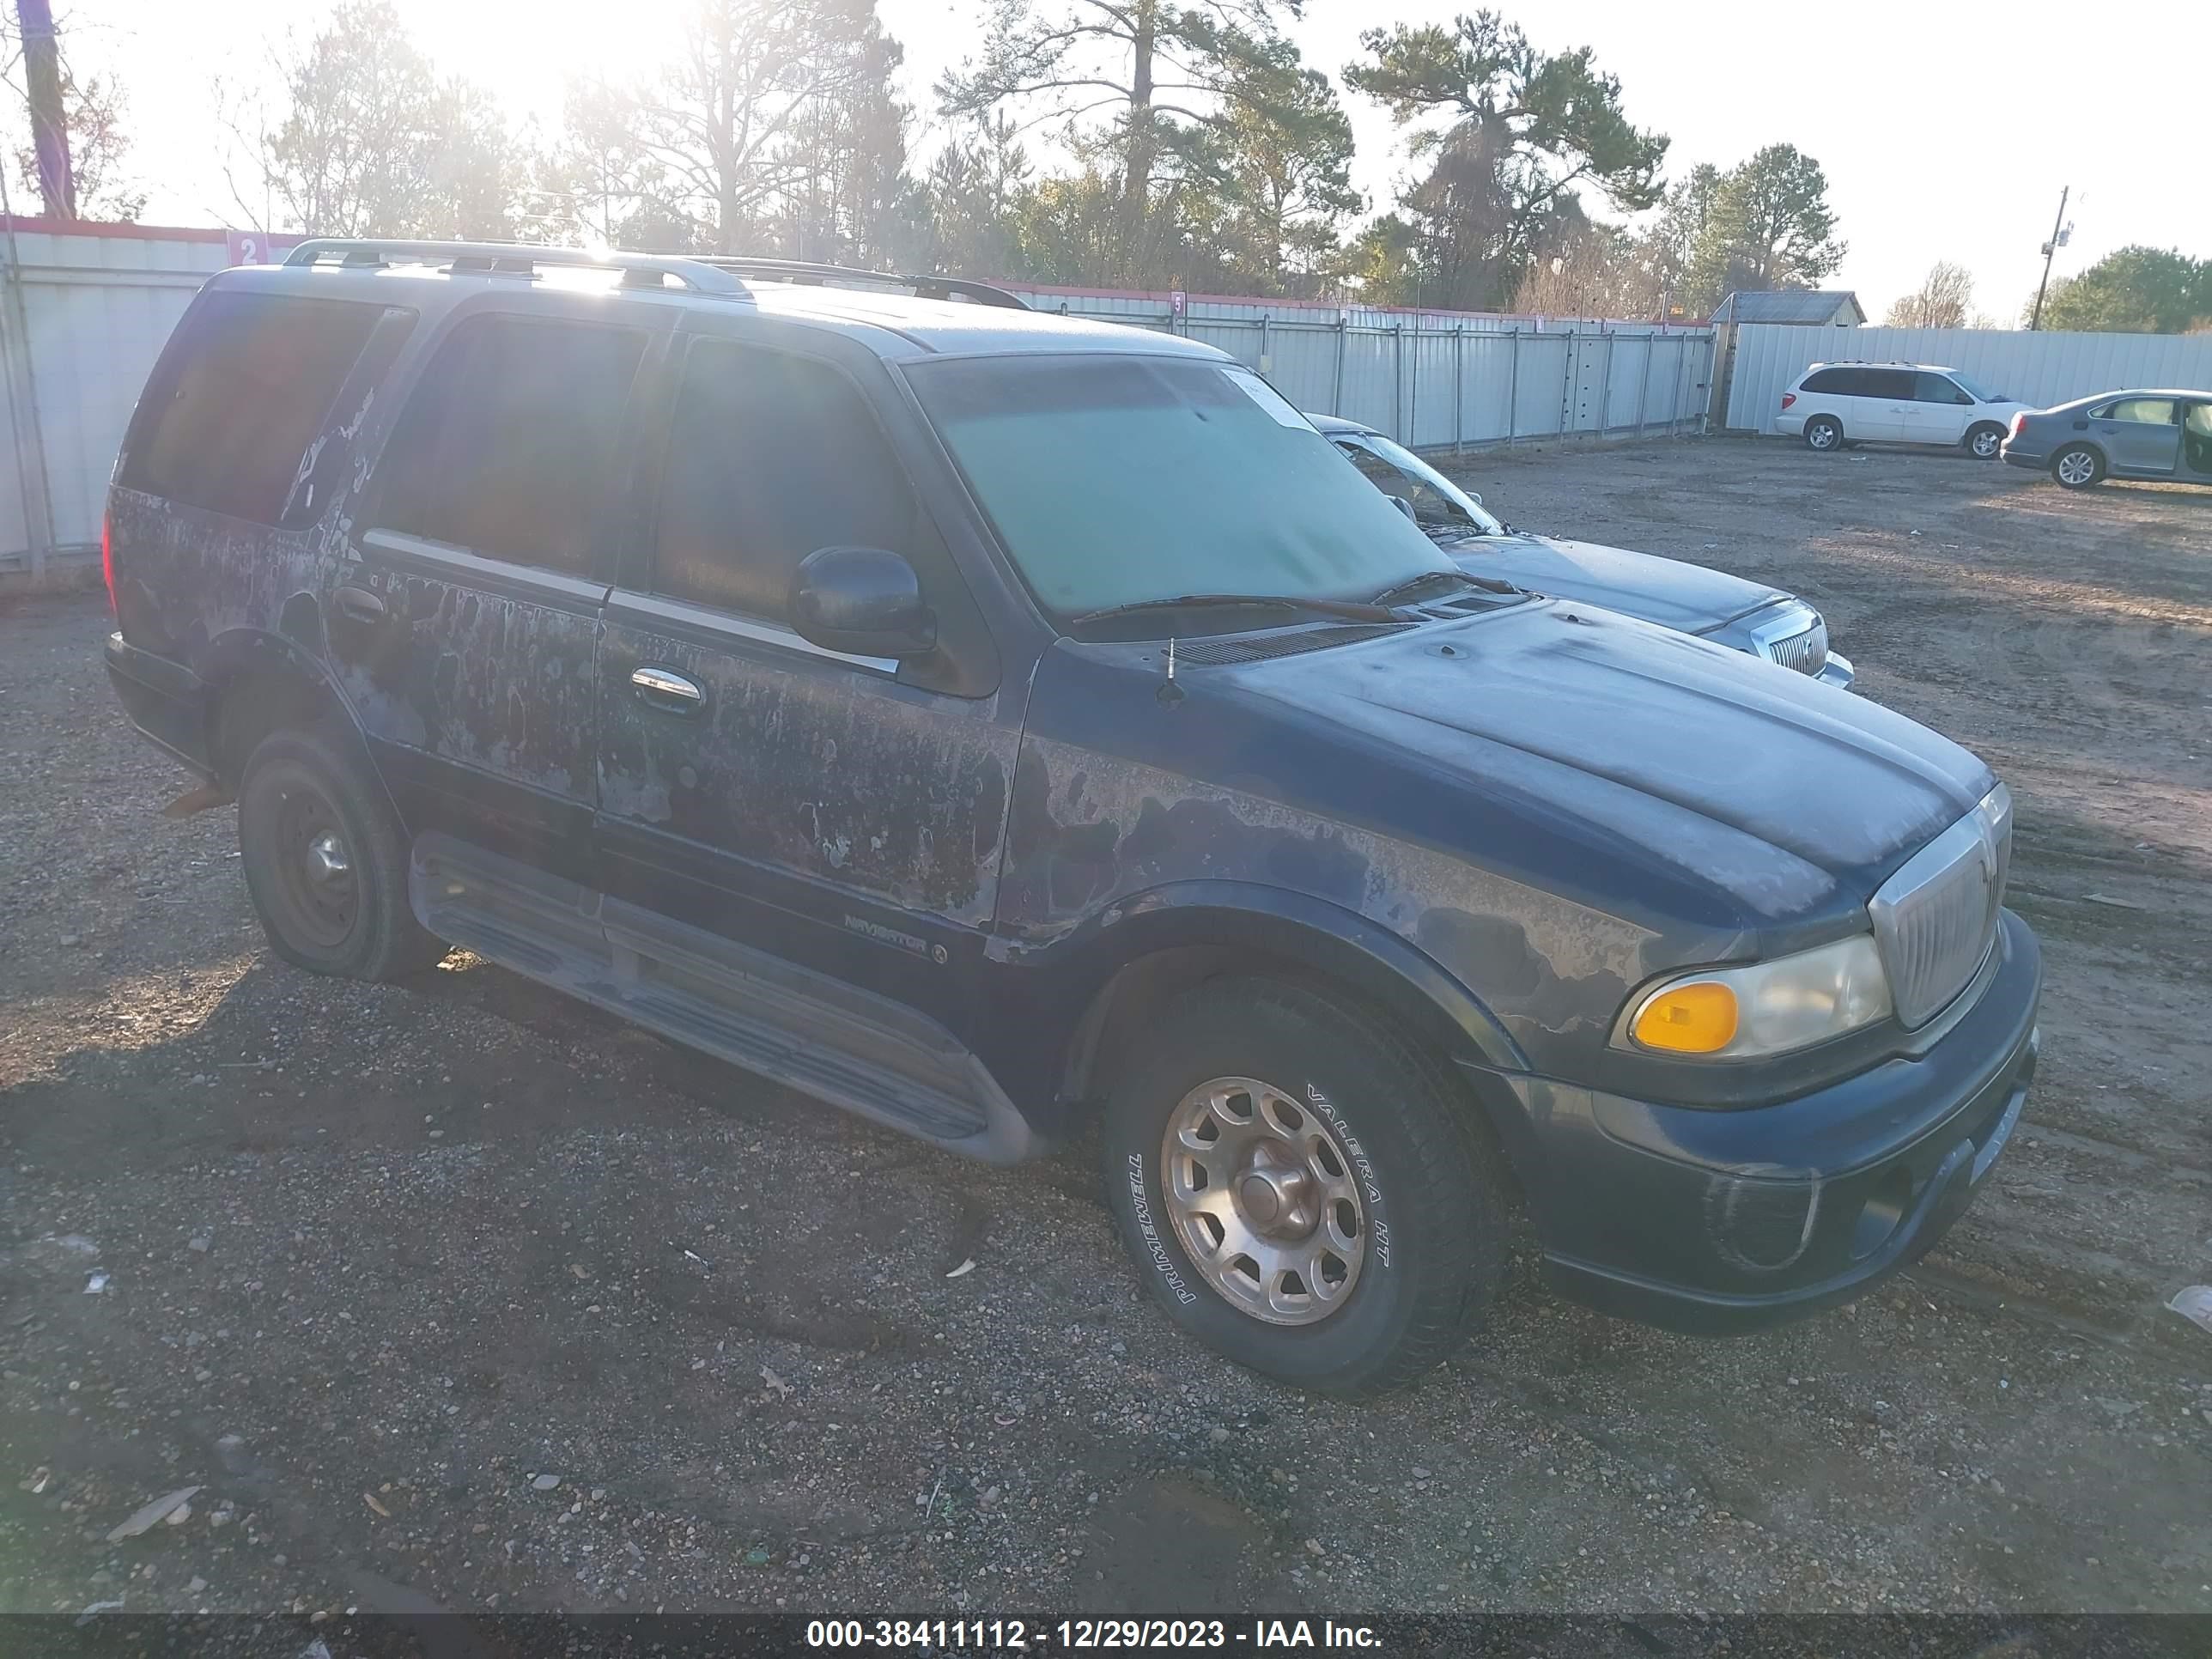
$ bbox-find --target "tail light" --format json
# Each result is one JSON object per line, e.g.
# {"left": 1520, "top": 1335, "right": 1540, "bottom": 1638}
{"left": 101, "top": 510, "right": 117, "bottom": 616}
{"left": 1780, "top": 392, "right": 1796, "bottom": 410}
{"left": 2008, "top": 412, "right": 2027, "bottom": 438}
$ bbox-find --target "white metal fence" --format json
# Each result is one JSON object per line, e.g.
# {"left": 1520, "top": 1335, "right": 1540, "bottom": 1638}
{"left": 0, "top": 228, "right": 1718, "bottom": 586}
{"left": 1722, "top": 321, "right": 2212, "bottom": 432}
{"left": 1007, "top": 285, "right": 1717, "bottom": 453}
{"left": 0, "top": 222, "right": 228, "bottom": 581}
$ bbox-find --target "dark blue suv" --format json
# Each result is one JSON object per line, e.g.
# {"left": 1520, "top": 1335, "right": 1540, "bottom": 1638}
{"left": 102, "top": 240, "right": 2040, "bottom": 1395}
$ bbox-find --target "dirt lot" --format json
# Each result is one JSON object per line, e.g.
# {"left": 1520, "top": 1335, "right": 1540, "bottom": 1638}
{"left": 2, "top": 437, "right": 2209, "bottom": 1624}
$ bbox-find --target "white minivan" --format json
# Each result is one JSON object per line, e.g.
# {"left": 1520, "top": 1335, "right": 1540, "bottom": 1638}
{"left": 1778, "top": 362, "right": 2032, "bottom": 458}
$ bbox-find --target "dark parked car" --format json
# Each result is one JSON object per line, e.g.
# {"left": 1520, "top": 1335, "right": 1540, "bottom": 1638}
{"left": 103, "top": 240, "right": 2039, "bottom": 1395}
{"left": 1311, "top": 415, "right": 1854, "bottom": 689}
{"left": 2002, "top": 389, "right": 2212, "bottom": 489}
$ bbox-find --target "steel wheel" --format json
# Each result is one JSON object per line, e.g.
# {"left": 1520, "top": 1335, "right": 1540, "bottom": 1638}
{"left": 2055, "top": 447, "right": 2100, "bottom": 488}
{"left": 265, "top": 784, "right": 359, "bottom": 951}
{"left": 1159, "top": 1076, "right": 1366, "bottom": 1326}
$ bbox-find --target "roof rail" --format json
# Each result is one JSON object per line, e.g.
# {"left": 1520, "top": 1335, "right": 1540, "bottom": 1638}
{"left": 281, "top": 239, "right": 746, "bottom": 296}
{"left": 694, "top": 256, "right": 1030, "bottom": 310}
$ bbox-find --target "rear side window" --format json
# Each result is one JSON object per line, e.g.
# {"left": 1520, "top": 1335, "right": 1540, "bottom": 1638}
{"left": 647, "top": 339, "right": 915, "bottom": 622}
{"left": 119, "top": 290, "right": 384, "bottom": 524}
{"left": 2098, "top": 397, "right": 2179, "bottom": 425}
{"left": 372, "top": 314, "right": 647, "bottom": 574}
{"left": 1800, "top": 368, "right": 1861, "bottom": 396}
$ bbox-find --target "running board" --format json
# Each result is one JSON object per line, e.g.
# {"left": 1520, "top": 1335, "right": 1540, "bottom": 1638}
{"left": 408, "top": 832, "right": 1036, "bottom": 1162}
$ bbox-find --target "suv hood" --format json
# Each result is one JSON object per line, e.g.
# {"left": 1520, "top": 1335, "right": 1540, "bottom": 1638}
{"left": 1217, "top": 599, "right": 1992, "bottom": 927}
{"left": 1446, "top": 532, "right": 1786, "bottom": 634}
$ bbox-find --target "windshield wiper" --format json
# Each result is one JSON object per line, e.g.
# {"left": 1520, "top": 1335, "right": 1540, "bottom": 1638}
{"left": 1369, "top": 567, "right": 1521, "bottom": 606}
{"left": 1068, "top": 592, "right": 1396, "bottom": 630}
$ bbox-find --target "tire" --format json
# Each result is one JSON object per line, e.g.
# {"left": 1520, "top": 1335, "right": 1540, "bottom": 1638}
{"left": 1965, "top": 422, "right": 2005, "bottom": 460}
{"left": 1099, "top": 978, "right": 1509, "bottom": 1396}
{"left": 237, "top": 722, "right": 446, "bottom": 981}
{"left": 2051, "top": 444, "right": 2105, "bottom": 489}
{"left": 1803, "top": 416, "right": 1844, "bottom": 453}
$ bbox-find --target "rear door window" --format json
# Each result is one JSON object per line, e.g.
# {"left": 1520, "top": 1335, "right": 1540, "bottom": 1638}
{"left": 370, "top": 314, "right": 647, "bottom": 574}
{"left": 119, "top": 289, "right": 387, "bottom": 525}
{"left": 646, "top": 339, "right": 916, "bottom": 623}
{"left": 1860, "top": 369, "right": 1917, "bottom": 401}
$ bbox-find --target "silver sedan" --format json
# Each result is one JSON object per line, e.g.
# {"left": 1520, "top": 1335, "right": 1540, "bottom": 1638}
{"left": 2001, "top": 390, "right": 2212, "bottom": 489}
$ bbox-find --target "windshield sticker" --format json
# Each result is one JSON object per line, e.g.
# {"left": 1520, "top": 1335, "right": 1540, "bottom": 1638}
{"left": 1227, "top": 371, "right": 1312, "bottom": 430}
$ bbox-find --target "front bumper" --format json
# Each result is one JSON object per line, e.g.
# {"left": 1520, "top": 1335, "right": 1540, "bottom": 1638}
{"left": 1480, "top": 908, "right": 2041, "bottom": 1334}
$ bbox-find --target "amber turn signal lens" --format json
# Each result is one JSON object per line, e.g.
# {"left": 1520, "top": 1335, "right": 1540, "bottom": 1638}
{"left": 1631, "top": 981, "right": 1740, "bottom": 1054}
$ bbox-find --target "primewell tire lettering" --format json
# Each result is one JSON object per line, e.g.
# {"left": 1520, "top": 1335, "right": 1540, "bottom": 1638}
{"left": 1127, "top": 1153, "right": 1198, "bottom": 1304}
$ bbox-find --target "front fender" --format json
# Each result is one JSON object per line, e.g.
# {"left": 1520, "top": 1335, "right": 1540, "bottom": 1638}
{"left": 971, "top": 878, "right": 1529, "bottom": 1143}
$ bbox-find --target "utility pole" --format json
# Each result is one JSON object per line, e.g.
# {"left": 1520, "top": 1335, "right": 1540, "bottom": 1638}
{"left": 2028, "top": 185, "right": 2070, "bottom": 331}
{"left": 15, "top": 0, "right": 75, "bottom": 218}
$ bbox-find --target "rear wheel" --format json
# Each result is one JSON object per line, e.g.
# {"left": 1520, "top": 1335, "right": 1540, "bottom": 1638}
{"left": 1965, "top": 422, "right": 2005, "bottom": 459}
{"left": 2052, "top": 444, "right": 2104, "bottom": 489}
{"left": 238, "top": 724, "right": 446, "bottom": 981}
{"left": 1099, "top": 978, "right": 1509, "bottom": 1396}
{"left": 1804, "top": 416, "right": 1844, "bottom": 452}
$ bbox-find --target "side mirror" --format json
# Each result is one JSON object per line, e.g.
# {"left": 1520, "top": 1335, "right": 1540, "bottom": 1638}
{"left": 1385, "top": 494, "right": 1418, "bottom": 522}
{"left": 791, "top": 546, "right": 937, "bottom": 659}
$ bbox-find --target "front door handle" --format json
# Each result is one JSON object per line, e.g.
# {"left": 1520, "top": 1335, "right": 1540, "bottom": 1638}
{"left": 334, "top": 585, "right": 386, "bottom": 622}
{"left": 631, "top": 665, "right": 704, "bottom": 711}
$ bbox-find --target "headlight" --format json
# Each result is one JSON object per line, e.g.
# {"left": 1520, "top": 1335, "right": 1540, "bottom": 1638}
{"left": 1617, "top": 935, "right": 1893, "bottom": 1060}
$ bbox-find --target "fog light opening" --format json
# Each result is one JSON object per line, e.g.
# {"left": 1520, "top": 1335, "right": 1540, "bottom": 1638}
{"left": 1850, "top": 1166, "right": 1915, "bottom": 1261}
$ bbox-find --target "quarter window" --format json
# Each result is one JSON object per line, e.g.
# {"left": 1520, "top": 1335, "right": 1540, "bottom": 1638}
{"left": 647, "top": 340, "right": 916, "bottom": 623}
{"left": 119, "top": 290, "right": 389, "bottom": 525}
{"left": 372, "top": 314, "right": 647, "bottom": 574}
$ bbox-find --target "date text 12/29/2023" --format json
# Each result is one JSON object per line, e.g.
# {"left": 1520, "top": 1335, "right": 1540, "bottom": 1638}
{"left": 805, "top": 1620, "right": 1383, "bottom": 1649}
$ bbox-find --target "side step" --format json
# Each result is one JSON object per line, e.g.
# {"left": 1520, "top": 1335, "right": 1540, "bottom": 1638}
{"left": 409, "top": 833, "right": 1036, "bottom": 1163}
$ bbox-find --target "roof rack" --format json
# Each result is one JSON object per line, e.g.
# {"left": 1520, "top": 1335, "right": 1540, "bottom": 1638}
{"left": 281, "top": 239, "right": 746, "bottom": 295}
{"left": 694, "top": 256, "right": 1030, "bottom": 310}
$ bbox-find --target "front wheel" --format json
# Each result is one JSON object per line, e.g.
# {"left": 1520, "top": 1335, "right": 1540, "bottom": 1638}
{"left": 1966, "top": 422, "right": 2005, "bottom": 459}
{"left": 1099, "top": 979, "right": 1509, "bottom": 1396}
{"left": 1803, "top": 416, "right": 1844, "bottom": 452}
{"left": 2052, "top": 444, "right": 2105, "bottom": 489}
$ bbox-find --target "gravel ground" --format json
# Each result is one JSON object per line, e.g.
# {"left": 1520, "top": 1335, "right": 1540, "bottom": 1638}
{"left": 2, "top": 436, "right": 2208, "bottom": 1623}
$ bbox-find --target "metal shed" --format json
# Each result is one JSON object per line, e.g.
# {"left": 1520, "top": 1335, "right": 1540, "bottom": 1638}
{"left": 1711, "top": 290, "right": 1867, "bottom": 327}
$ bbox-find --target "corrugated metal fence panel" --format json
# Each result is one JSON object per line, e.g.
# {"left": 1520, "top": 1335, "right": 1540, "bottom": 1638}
{"left": 1, "top": 228, "right": 221, "bottom": 568}
{"left": 1007, "top": 283, "right": 1716, "bottom": 448}
{"left": 1724, "top": 323, "right": 2212, "bottom": 431}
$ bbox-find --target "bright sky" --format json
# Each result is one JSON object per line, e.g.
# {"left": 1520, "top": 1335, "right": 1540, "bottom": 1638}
{"left": 45, "top": 0, "right": 2212, "bottom": 320}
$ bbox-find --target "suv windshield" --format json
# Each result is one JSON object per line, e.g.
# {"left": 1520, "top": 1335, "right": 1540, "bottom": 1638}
{"left": 907, "top": 354, "right": 1452, "bottom": 629}
{"left": 1335, "top": 433, "right": 1506, "bottom": 536}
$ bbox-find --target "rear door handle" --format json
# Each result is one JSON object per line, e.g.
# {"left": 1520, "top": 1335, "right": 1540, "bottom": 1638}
{"left": 631, "top": 665, "right": 704, "bottom": 711}
{"left": 334, "top": 585, "right": 386, "bottom": 622}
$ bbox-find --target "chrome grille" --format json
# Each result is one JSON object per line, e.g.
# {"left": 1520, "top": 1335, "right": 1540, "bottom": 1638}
{"left": 1869, "top": 786, "right": 2011, "bottom": 1028}
{"left": 1765, "top": 617, "right": 1830, "bottom": 677}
